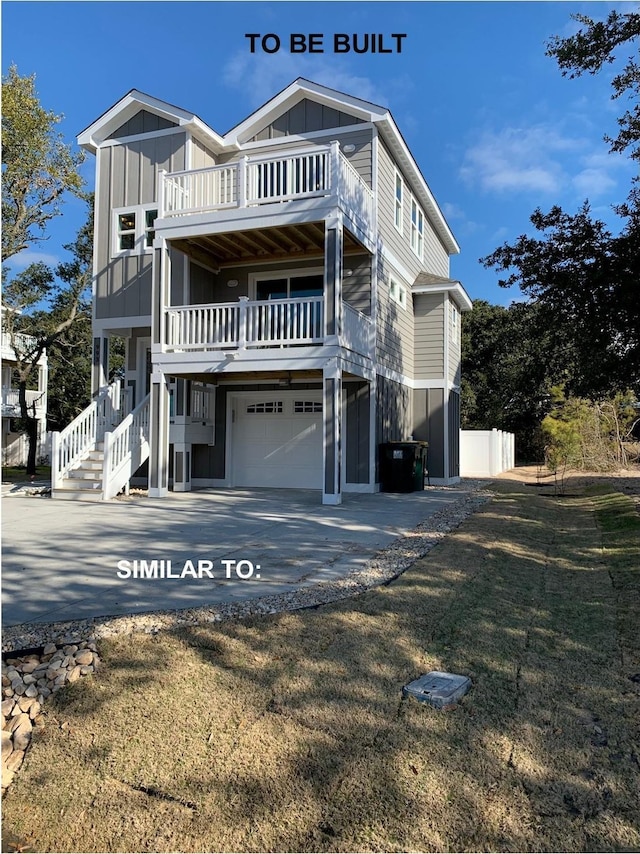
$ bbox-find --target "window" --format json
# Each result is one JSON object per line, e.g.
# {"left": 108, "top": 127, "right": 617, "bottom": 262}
{"left": 410, "top": 197, "right": 424, "bottom": 260}
{"left": 246, "top": 402, "right": 283, "bottom": 414}
{"left": 113, "top": 205, "right": 158, "bottom": 255}
{"left": 394, "top": 172, "right": 403, "bottom": 233}
{"left": 389, "top": 277, "right": 407, "bottom": 309}
{"left": 145, "top": 209, "right": 158, "bottom": 248}
{"left": 294, "top": 401, "right": 322, "bottom": 413}
{"left": 117, "top": 212, "right": 136, "bottom": 251}
{"left": 451, "top": 303, "right": 460, "bottom": 344}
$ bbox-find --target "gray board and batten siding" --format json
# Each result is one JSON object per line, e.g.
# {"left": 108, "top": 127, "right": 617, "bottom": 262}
{"left": 412, "top": 387, "right": 446, "bottom": 479}
{"left": 249, "top": 98, "right": 365, "bottom": 140}
{"left": 108, "top": 110, "right": 178, "bottom": 140}
{"left": 413, "top": 292, "right": 445, "bottom": 380}
{"left": 95, "top": 131, "right": 186, "bottom": 320}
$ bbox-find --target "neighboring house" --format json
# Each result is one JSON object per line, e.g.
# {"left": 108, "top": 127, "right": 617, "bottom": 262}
{"left": 52, "top": 78, "right": 471, "bottom": 502}
{"left": 1, "top": 330, "right": 48, "bottom": 467}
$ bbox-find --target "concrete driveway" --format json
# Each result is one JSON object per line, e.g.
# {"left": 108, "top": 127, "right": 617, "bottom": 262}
{"left": 2, "top": 486, "right": 464, "bottom": 627}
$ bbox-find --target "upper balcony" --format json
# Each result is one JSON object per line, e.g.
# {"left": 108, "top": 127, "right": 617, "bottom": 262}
{"left": 157, "top": 142, "right": 375, "bottom": 249}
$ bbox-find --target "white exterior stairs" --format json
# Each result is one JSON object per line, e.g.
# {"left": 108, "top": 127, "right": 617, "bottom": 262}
{"left": 54, "top": 444, "right": 106, "bottom": 501}
{"left": 51, "top": 381, "right": 150, "bottom": 502}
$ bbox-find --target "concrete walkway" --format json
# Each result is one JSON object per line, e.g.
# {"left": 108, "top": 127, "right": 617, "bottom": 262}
{"left": 2, "top": 486, "right": 465, "bottom": 627}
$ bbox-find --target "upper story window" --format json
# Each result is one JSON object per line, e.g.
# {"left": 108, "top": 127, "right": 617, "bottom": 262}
{"left": 389, "top": 277, "right": 407, "bottom": 310}
{"left": 451, "top": 303, "right": 460, "bottom": 344}
{"left": 113, "top": 205, "right": 158, "bottom": 256}
{"left": 410, "top": 197, "right": 424, "bottom": 260}
{"left": 394, "top": 172, "right": 403, "bottom": 233}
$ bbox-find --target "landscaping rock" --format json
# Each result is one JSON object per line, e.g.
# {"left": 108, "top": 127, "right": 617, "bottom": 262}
{"left": 74, "top": 649, "right": 93, "bottom": 666}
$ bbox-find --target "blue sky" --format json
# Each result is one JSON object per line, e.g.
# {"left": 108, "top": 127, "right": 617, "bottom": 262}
{"left": 2, "top": 1, "right": 636, "bottom": 306}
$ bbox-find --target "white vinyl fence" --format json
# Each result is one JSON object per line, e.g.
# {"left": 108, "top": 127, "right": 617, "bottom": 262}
{"left": 460, "top": 429, "right": 515, "bottom": 478}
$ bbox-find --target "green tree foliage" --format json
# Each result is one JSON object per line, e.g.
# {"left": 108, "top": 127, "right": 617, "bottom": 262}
{"left": 546, "top": 11, "right": 640, "bottom": 165}
{"left": 1, "top": 67, "right": 90, "bottom": 474}
{"left": 542, "top": 387, "right": 638, "bottom": 491}
{"left": 479, "top": 11, "right": 640, "bottom": 434}
{"left": 1, "top": 65, "right": 84, "bottom": 262}
{"left": 2, "top": 201, "right": 93, "bottom": 474}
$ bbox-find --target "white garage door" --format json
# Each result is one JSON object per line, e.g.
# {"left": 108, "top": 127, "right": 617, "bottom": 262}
{"left": 232, "top": 392, "right": 323, "bottom": 489}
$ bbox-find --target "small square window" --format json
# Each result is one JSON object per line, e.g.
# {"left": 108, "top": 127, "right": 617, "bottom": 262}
{"left": 389, "top": 278, "right": 407, "bottom": 309}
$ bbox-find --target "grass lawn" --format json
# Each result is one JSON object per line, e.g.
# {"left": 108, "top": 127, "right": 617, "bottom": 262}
{"left": 1, "top": 466, "right": 51, "bottom": 484}
{"left": 2, "top": 480, "right": 639, "bottom": 852}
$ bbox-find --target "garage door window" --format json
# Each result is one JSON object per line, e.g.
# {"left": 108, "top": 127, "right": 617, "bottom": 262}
{"left": 246, "top": 401, "right": 283, "bottom": 414}
{"left": 294, "top": 401, "right": 323, "bottom": 413}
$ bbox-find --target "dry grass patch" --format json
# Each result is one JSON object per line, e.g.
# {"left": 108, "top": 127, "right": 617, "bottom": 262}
{"left": 2, "top": 482, "right": 639, "bottom": 852}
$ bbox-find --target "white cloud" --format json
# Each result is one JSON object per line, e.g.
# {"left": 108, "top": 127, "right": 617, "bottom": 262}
{"left": 222, "top": 50, "right": 389, "bottom": 112}
{"left": 460, "top": 125, "right": 581, "bottom": 195}
{"left": 460, "top": 121, "right": 630, "bottom": 202}
{"left": 4, "top": 250, "right": 60, "bottom": 271}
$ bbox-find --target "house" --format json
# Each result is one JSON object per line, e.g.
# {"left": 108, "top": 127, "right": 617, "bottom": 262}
{"left": 51, "top": 78, "right": 471, "bottom": 502}
{"left": 1, "top": 329, "right": 48, "bottom": 467}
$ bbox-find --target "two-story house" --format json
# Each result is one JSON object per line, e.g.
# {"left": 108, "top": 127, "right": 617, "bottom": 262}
{"left": 1, "top": 329, "right": 48, "bottom": 467}
{"left": 51, "top": 78, "right": 471, "bottom": 503}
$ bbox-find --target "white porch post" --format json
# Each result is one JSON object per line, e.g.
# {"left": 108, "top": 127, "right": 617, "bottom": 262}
{"left": 148, "top": 370, "right": 170, "bottom": 497}
{"left": 323, "top": 358, "right": 342, "bottom": 505}
{"left": 91, "top": 334, "right": 109, "bottom": 395}
{"left": 152, "top": 237, "right": 171, "bottom": 354}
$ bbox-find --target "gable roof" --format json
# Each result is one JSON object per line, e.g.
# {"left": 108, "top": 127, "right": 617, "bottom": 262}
{"left": 224, "top": 79, "right": 459, "bottom": 255}
{"left": 413, "top": 273, "right": 472, "bottom": 311}
{"left": 78, "top": 79, "right": 459, "bottom": 255}
{"left": 77, "top": 89, "right": 224, "bottom": 154}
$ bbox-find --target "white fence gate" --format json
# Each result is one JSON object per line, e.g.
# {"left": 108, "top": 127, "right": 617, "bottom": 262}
{"left": 460, "top": 429, "right": 515, "bottom": 478}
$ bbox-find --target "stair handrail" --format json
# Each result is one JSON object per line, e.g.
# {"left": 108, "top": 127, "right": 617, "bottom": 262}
{"left": 51, "top": 379, "right": 125, "bottom": 490}
{"left": 102, "top": 393, "right": 150, "bottom": 500}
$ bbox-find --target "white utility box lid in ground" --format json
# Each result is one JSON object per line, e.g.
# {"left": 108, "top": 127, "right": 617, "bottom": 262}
{"left": 402, "top": 671, "right": 471, "bottom": 709}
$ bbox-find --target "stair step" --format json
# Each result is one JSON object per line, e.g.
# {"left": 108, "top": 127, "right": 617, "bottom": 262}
{"left": 52, "top": 489, "right": 105, "bottom": 502}
{"left": 61, "top": 478, "right": 102, "bottom": 490}
{"left": 68, "top": 470, "right": 102, "bottom": 481}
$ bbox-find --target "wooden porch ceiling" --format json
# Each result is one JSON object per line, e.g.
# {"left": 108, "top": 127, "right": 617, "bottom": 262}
{"left": 172, "top": 222, "right": 364, "bottom": 269}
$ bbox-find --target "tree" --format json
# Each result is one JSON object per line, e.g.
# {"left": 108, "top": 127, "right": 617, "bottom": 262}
{"left": 481, "top": 204, "right": 640, "bottom": 398}
{"left": 2, "top": 203, "right": 94, "bottom": 475}
{"left": 546, "top": 11, "right": 640, "bottom": 165}
{"left": 481, "top": 11, "right": 640, "bottom": 410}
{"left": 2, "top": 65, "right": 84, "bottom": 263}
{"left": 2, "top": 67, "right": 88, "bottom": 476}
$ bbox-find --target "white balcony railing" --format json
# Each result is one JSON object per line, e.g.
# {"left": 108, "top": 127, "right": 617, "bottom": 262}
{"left": 161, "top": 143, "right": 374, "bottom": 229}
{"left": 1, "top": 388, "right": 45, "bottom": 417}
{"left": 166, "top": 296, "right": 325, "bottom": 351}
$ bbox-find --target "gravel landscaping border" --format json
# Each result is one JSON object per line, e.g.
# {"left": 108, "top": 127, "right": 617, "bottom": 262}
{"left": 2, "top": 481, "right": 491, "bottom": 653}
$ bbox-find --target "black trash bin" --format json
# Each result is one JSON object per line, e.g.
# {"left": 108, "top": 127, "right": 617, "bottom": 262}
{"left": 379, "top": 441, "right": 429, "bottom": 493}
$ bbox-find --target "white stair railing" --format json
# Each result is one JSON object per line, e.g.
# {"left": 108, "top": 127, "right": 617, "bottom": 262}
{"left": 51, "top": 379, "right": 125, "bottom": 490}
{"left": 102, "top": 393, "right": 150, "bottom": 500}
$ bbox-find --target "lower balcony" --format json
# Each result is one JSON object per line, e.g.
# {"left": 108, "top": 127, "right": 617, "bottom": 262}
{"left": 164, "top": 296, "right": 373, "bottom": 359}
{"left": 1, "top": 388, "right": 45, "bottom": 418}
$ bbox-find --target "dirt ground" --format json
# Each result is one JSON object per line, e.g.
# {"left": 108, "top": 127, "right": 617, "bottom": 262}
{"left": 2, "top": 469, "right": 639, "bottom": 853}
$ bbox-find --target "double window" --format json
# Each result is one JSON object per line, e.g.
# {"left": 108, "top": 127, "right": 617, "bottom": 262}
{"left": 113, "top": 205, "right": 158, "bottom": 255}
